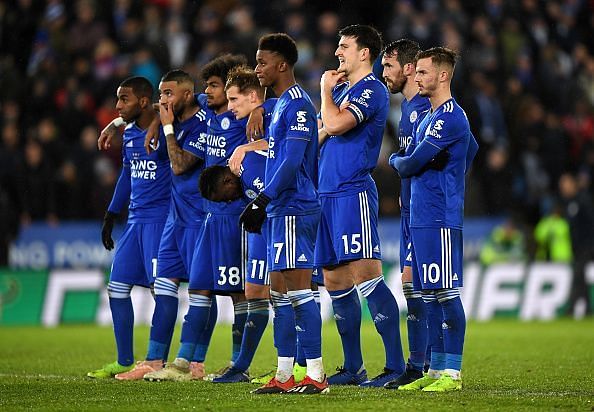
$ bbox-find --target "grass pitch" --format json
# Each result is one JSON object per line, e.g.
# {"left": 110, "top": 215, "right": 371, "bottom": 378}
{"left": 1, "top": 319, "right": 593, "bottom": 411}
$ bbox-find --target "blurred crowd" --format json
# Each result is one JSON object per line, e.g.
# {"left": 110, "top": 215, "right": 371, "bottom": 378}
{"left": 0, "top": 0, "right": 593, "bottom": 260}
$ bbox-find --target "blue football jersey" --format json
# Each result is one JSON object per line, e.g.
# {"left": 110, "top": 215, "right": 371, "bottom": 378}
{"left": 197, "top": 94, "right": 249, "bottom": 214}
{"left": 399, "top": 93, "right": 431, "bottom": 217}
{"left": 410, "top": 98, "right": 472, "bottom": 229}
{"left": 169, "top": 108, "right": 208, "bottom": 227}
{"left": 319, "top": 73, "right": 389, "bottom": 196}
{"left": 239, "top": 151, "right": 267, "bottom": 201}
{"left": 265, "top": 84, "right": 320, "bottom": 216}
{"left": 122, "top": 122, "right": 171, "bottom": 223}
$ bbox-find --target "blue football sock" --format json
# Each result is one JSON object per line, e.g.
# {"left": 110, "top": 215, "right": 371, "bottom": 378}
{"left": 232, "top": 299, "right": 269, "bottom": 372}
{"left": 147, "top": 278, "right": 179, "bottom": 361}
{"left": 177, "top": 294, "right": 211, "bottom": 361}
{"left": 437, "top": 290, "right": 466, "bottom": 372}
{"left": 403, "top": 282, "right": 427, "bottom": 371}
{"left": 232, "top": 301, "right": 249, "bottom": 364}
{"left": 287, "top": 289, "right": 322, "bottom": 360}
{"left": 107, "top": 281, "right": 134, "bottom": 366}
{"left": 328, "top": 286, "right": 363, "bottom": 373}
{"left": 295, "top": 337, "right": 306, "bottom": 367}
{"left": 359, "top": 276, "right": 405, "bottom": 374}
{"left": 192, "top": 297, "right": 217, "bottom": 362}
{"left": 271, "top": 291, "right": 296, "bottom": 358}
{"left": 423, "top": 291, "right": 445, "bottom": 371}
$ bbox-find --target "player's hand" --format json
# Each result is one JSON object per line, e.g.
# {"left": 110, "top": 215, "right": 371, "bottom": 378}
{"left": 229, "top": 145, "right": 247, "bottom": 176}
{"left": 246, "top": 106, "right": 265, "bottom": 141}
{"left": 144, "top": 116, "right": 162, "bottom": 155}
{"left": 388, "top": 151, "right": 404, "bottom": 171}
{"left": 320, "top": 70, "right": 346, "bottom": 93}
{"left": 98, "top": 123, "right": 119, "bottom": 151}
{"left": 101, "top": 211, "right": 117, "bottom": 250}
{"left": 425, "top": 149, "right": 450, "bottom": 171}
{"left": 159, "top": 102, "right": 175, "bottom": 128}
{"left": 239, "top": 193, "right": 270, "bottom": 233}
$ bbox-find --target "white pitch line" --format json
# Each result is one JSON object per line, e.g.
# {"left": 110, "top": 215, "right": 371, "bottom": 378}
{"left": 0, "top": 373, "right": 78, "bottom": 380}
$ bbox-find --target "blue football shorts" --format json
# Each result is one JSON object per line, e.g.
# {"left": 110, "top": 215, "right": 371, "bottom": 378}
{"left": 314, "top": 185, "right": 382, "bottom": 267}
{"left": 110, "top": 221, "right": 166, "bottom": 287}
{"left": 410, "top": 227, "right": 463, "bottom": 291}
{"left": 189, "top": 213, "right": 245, "bottom": 293}
{"left": 245, "top": 221, "right": 269, "bottom": 286}
{"left": 266, "top": 212, "right": 320, "bottom": 272}
{"left": 156, "top": 216, "right": 203, "bottom": 281}
{"left": 400, "top": 215, "right": 413, "bottom": 272}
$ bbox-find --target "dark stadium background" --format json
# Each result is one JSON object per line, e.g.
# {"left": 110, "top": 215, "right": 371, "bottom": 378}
{"left": 0, "top": 0, "right": 593, "bottom": 323}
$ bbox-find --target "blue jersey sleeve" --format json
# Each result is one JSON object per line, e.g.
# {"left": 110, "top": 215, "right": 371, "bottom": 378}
{"left": 262, "top": 98, "right": 278, "bottom": 115}
{"left": 284, "top": 100, "right": 316, "bottom": 141}
{"left": 181, "top": 125, "right": 206, "bottom": 159}
{"left": 424, "top": 111, "right": 466, "bottom": 150}
{"left": 389, "top": 141, "right": 442, "bottom": 178}
{"left": 466, "top": 131, "right": 479, "bottom": 173}
{"left": 345, "top": 81, "right": 384, "bottom": 125}
{"left": 108, "top": 157, "right": 131, "bottom": 214}
{"left": 194, "top": 93, "right": 208, "bottom": 109}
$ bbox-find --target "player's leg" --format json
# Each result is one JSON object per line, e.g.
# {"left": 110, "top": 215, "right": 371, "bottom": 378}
{"left": 88, "top": 223, "right": 144, "bottom": 378}
{"left": 145, "top": 219, "right": 214, "bottom": 382}
{"left": 215, "top": 228, "right": 270, "bottom": 383}
{"left": 191, "top": 296, "right": 217, "bottom": 378}
{"left": 423, "top": 228, "right": 465, "bottom": 392}
{"left": 294, "top": 279, "right": 321, "bottom": 382}
{"left": 252, "top": 271, "right": 298, "bottom": 393}
{"left": 315, "top": 196, "right": 365, "bottom": 385}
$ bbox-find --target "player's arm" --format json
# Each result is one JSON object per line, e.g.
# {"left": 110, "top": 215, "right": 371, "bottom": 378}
{"left": 160, "top": 102, "right": 200, "bottom": 175}
{"left": 317, "top": 118, "right": 330, "bottom": 147}
{"left": 320, "top": 70, "right": 357, "bottom": 136}
{"left": 389, "top": 139, "right": 443, "bottom": 178}
{"left": 228, "top": 139, "right": 268, "bottom": 176}
{"left": 102, "top": 159, "right": 131, "bottom": 250}
{"left": 465, "top": 131, "right": 479, "bottom": 174}
{"left": 246, "top": 98, "right": 277, "bottom": 140}
{"left": 97, "top": 117, "right": 126, "bottom": 150}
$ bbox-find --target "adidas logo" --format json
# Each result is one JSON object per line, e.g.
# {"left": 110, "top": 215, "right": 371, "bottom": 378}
{"left": 442, "top": 322, "right": 450, "bottom": 330}
{"left": 373, "top": 313, "right": 388, "bottom": 324}
{"left": 452, "top": 273, "right": 459, "bottom": 281}
{"left": 245, "top": 321, "right": 256, "bottom": 328}
{"left": 406, "top": 252, "right": 412, "bottom": 261}
{"left": 232, "top": 329, "right": 243, "bottom": 336}
{"left": 334, "top": 313, "right": 345, "bottom": 321}
{"left": 373, "top": 245, "right": 380, "bottom": 253}
{"left": 297, "top": 254, "right": 308, "bottom": 262}
{"left": 407, "top": 314, "right": 418, "bottom": 322}
{"left": 295, "top": 325, "right": 305, "bottom": 332}
{"left": 126, "top": 140, "right": 133, "bottom": 147}
{"left": 251, "top": 204, "right": 259, "bottom": 210}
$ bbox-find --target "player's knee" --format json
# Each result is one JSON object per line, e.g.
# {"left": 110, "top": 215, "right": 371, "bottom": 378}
{"left": 107, "top": 281, "right": 132, "bottom": 299}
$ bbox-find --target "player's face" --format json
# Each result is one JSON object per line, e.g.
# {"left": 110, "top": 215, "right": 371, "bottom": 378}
{"left": 414, "top": 57, "right": 439, "bottom": 97}
{"left": 115, "top": 86, "right": 141, "bottom": 123}
{"left": 335, "top": 36, "right": 362, "bottom": 75}
{"left": 204, "top": 76, "right": 227, "bottom": 111}
{"left": 158, "top": 81, "right": 189, "bottom": 117}
{"left": 382, "top": 53, "right": 407, "bottom": 94}
{"left": 255, "top": 49, "right": 281, "bottom": 88}
{"left": 226, "top": 86, "right": 254, "bottom": 120}
{"left": 210, "top": 172, "right": 242, "bottom": 202}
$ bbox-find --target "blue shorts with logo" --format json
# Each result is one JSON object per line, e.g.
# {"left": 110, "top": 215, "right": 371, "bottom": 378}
{"left": 410, "top": 227, "right": 463, "bottom": 291}
{"left": 312, "top": 267, "right": 325, "bottom": 286}
{"left": 400, "top": 215, "right": 412, "bottom": 272}
{"left": 246, "top": 221, "right": 268, "bottom": 286}
{"left": 156, "top": 216, "right": 203, "bottom": 281}
{"left": 110, "top": 221, "right": 166, "bottom": 287}
{"left": 189, "top": 213, "right": 245, "bottom": 293}
{"left": 314, "top": 185, "right": 382, "bottom": 267}
{"left": 266, "top": 212, "right": 319, "bottom": 272}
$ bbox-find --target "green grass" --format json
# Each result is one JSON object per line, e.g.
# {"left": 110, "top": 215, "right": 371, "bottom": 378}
{"left": 1, "top": 320, "right": 593, "bottom": 411}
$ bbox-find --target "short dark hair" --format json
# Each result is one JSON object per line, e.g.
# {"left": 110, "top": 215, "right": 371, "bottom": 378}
{"left": 258, "top": 33, "right": 298, "bottom": 66}
{"left": 161, "top": 69, "right": 194, "bottom": 88}
{"left": 338, "top": 24, "right": 383, "bottom": 63}
{"left": 225, "top": 65, "right": 264, "bottom": 99}
{"left": 120, "top": 76, "right": 153, "bottom": 99}
{"left": 416, "top": 47, "right": 458, "bottom": 71}
{"left": 200, "top": 54, "right": 248, "bottom": 83}
{"left": 199, "top": 165, "right": 228, "bottom": 200}
{"left": 383, "top": 39, "right": 420, "bottom": 67}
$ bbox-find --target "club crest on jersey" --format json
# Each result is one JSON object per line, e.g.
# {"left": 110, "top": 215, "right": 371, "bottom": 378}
{"left": 245, "top": 189, "right": 257, "bottom": 199}
{"left": 409, "top": 110, "right": 418, "bottom": 123}
{"left": 433, "top": 120, "right": 444, "bottom": 130}
{"left": 296, "top": 111, "right": 307, "bottom": 123}
{"left": 221, "top": 117, "right": 230, "bottom": 130}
